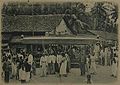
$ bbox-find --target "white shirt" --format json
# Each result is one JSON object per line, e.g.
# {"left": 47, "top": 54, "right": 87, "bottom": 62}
{"left": 100, "top": 50, "right": 105, "bottom": 57}
{"left": 94, "top": 45, "right": 100, "bottom": 53}
{"left": 105, "top": 48, "right": 109, "bottom": 55}
{"left": 86, "top": 58, "right": 90, "bottom": 64}
{"left": 57, "top": 55, "right": 63, "bottom": 64}
{"left": 18, "top": 54, "right": 23, "bottom": 59}
{"left": 47, "top": 55, "right": 52, "bottom": 63}
{"left": 40, "top": 56, "right": 47, "bottom": 66}
{"left": 51, "top": 55, "right": 56, "bottom": 63}
{"left": 90, "top": 55, "right": 96, "bottom": 62}
{"left": 19, "top": 69, "right": 26, "bottom": 80}
{"left": 44, "top": 55, "right": 48, "bottom": 65}
{"left": 28, "top": 54, "right": 33, "bottom": 65}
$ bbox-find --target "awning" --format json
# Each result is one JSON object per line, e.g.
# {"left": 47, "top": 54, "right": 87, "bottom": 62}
{"left": 19, "top": 36, "right": 99, "bottom": 45}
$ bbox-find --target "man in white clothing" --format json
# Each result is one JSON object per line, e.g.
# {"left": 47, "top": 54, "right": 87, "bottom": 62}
{"left": 60, "top": 55, "right": 67, "bottom": 77}
{"left": 90, "top": 53, "right": 97, "bottom": 74}
{"left": 104, "top": 47, "right": 109, "bottom": 66}
{"left": 94, "top": 43, "right": 100, "bottom": 60}
{"left": 65, "top": 53, "right": 71, "bottom": 73}
{"left": 111, "top": 56, "right": 118, "bottom": 78}
{"left": 47, "top": 54, "right": 52, "bottom": 74}
{"left": 27, "top": 53, "right": 33, "bottom": 79}
{"left": 28, "top": 53, "right": 33, "bottom": 65}
{"left": 51, "top": 53, "right": 56, "bottom": 74}
{"left": 57, "top": 52, "right": 63, "bottom": 73}
{"left": 40, "top": 54, "right": 48, "bottom": 77}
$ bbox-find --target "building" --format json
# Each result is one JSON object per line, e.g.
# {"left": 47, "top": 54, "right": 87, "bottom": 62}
{"left": 2, "top": 14, "right": 117, "bottom": 67}
{"left": 2, "top": 14, "right": 99, "bottom": 53}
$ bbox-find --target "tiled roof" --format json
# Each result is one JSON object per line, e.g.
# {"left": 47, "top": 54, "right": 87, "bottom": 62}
{"left": 2, "top": 34, "right": 12, "bottom": 41}
{"left": 2, "top": 15, "right": 63, "bottom": 32}
{"left": 88, "top": 30, "right": 118, "bottom": 40}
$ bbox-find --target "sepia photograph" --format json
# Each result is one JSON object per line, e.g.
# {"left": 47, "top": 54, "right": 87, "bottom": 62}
{"left": 1, "top": 0, "right": 119, "bottom": 84}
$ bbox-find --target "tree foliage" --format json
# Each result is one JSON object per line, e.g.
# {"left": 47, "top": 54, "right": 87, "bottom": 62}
{"left": 2, "top": 2, "right": 118, "bottom": 33}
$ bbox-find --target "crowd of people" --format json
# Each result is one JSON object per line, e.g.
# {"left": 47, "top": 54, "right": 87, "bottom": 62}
{"left": 2, "top": 50, "right": 34, "bottom": 83}
{"left": 39, "top": 52, "right": 70, "bottom": 77}
{"left": 1, "top": 42, "right": 118, "bottom": 84}
{"left": 1, "top": 47, "right": 71, "bottom": 83}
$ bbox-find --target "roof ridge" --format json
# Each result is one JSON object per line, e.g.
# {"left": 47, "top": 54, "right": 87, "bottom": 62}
{"left": 2, "top": 14, "right": 64, "bottom": 32}
{"left": 3, "top": 14, "right": 64, "bottom": 17}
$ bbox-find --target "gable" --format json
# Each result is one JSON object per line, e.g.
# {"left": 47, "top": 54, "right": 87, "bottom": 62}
{"left": 55, "top": 19, "right": 72, "bottom": 35}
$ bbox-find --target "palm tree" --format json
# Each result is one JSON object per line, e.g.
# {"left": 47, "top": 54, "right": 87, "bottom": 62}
{"left": 109, "top": 5, "right": 118, "bottom": 33}
{"left": 103, "top": 3, "right": 118, "bottom": 32}
{"left": 110, "top": 5, "right": 118, "bottom": 23}
{"left": 91, "top": 2, "right": 107, "bottom": 30}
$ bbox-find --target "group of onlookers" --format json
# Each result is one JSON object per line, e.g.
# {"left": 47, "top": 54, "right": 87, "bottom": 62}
{"left": 1, "top": 49, "right": 71, "bottom": 83}
{"left": 1, "top": 43, "right": 118, "bottom": 84}
{"left": 40, "top": 52, "right": 71, "bottom": 77}
{"left": 93, "top": 43, "right": 118, "bottom": 78}
{"left": 2, "top": 50, "right": 34, "bottom": 83}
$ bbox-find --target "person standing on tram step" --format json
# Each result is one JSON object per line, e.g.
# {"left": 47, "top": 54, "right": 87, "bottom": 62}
{"left": 40, "top": 53, "right": 48, "bottom": 77}
{"left": 60, "top": 53, "right": 68, "bottom": 77}
{"left": 2, "top": 58, "right": 11, "bottom": 83}
{"left": 79, "top": 50, "right": 86, "bottom": 76}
